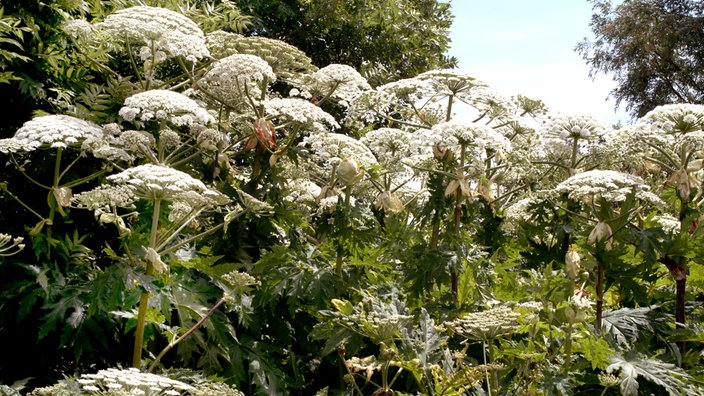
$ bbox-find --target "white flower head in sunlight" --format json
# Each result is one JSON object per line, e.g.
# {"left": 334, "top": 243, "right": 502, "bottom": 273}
{"left": 62, "top": 19, "right": 95, "bottom": 42}
{"left": 119, "top": 90, "right": 214, "bottom": 126}
{"left": 443, "top": 306, "right": 520, "bottom": 342}
{"left": 263, "top": 98, "right": 339, "bottom": 131}
{"left": 107, "top": 164, "right": 228, "bottom": 206}
{"left": 639, "top": 103, "right": 704, "bottom": 135}
{"left": 79, "top": 368, "right": 194, "bottom": 394}
{"left": 98, "top": 6, "right": 209, "bottom": 62}
{"left": 0, "top": 114, "right": 103, "bottom": 153}
{"left": 414, "top": 119, "right": 512, "bottom": 158}
{"left": 555, "top": 170, "right": 663, "bottom": 206}
{"left": 360, "top": 127, "right": 413, "bottom": 171}
{"left": 308, "top": 64, "right": 371, "bottom": 106}
{"left": 300, "top": 132, "right": 377, "bottom": 172}
{"left": 285, "top": 178, "right": 321, "bottom": 205}
{"left": 201, "top": 53, "right": 276, "bottom": 106}
{"left": 416, "top": 68, "right": 486, "bottom": 97}
{"left": 73, "top": 185, "right": 138, "bottom": 210}
{"left": 467, "top": 87, "right": 518, "bottom": 120}
{"left": 543, "top": 114, "right": 608, "bottom": 142}
{"left": 653, "top": 214, "right": 681, "bottom": 235}
{"left": 378, "top": 77, "right": 434, "bottom": 103}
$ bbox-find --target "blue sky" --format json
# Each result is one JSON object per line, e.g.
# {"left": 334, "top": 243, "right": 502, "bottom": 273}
{"left": 447, "top": 1, "right": 628, "bottom": 124}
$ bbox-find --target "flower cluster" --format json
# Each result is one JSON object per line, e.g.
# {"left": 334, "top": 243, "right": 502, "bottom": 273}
{"left": 107, "top": 164, "right": 229, "bottom": 205}
{"left": 543, "top": 114, "right": 608, "bottom": 142}
{"left": 263, "top": 98, "right": 339, "bottom": 131}
{"left": 345, "top": 355, "right": 383, "bottom": 382}
{"left": 119, "top": 90, "right": 214, "bottom": 126}
{"left": 466, "top": 87, "right": 518, "bottom": 121}
{"left": 73, "top": 185, "right": 138, "bottom": 211}
{"left": 360, "top": 128, "right": 413, "bottom": 170}
{"left": 27, "top": 368, "right": 245, "bottom": 395}
{"left": 442, "top": 306, "right": 520, "bottom": 342}
{"left": 639, "top": 103, "right": 704, "bottom": 135}
{"left": 77, "top": 367, "right": 194, "bottom": 394}
{"left": 0, "top": 114, "right": 103, "bottom": 153}
{"left": 307, "top": 64, "right": 371, "bottom": 106}
{"left": 300, "top": 133, "right": 377, "bottom": 172}
{"left": 555, "top": 170, "right": 663, "bottom": 206}
{"left": 98, "top": 6, "right": 209, "bottom": 63}
{"left": 416, "top": 69, "right": 485, "bottom": 98}
{"left": 200, "top": 54, "right": 276, "bottom": 107}
{"left": 413, "top": 119, "right": 512, "bottom": 158}
{"left": 62, "top": 19, "right": 95, "bottom": 42}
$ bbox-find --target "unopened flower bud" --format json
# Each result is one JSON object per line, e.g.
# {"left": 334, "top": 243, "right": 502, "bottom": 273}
{"left": 565, "top": 250, "right": 581, "bottom": 280}
{"left": 375, "top": 191, "right": 404, "bottom": 212}
{"left": 337, "top": 158, "right": 364, "bottom": 187}
{"left": 588, "top": 221, "right": 612, "bottom": 250}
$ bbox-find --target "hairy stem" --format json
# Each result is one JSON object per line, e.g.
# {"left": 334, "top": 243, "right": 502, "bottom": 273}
{"left": 132, "top": 198, "right": 162, "bottom": 367}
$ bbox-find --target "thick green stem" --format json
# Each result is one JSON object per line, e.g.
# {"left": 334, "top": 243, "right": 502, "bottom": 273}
{"left": 564, "top": 280, "right": 575, "bottom": 371}
{"left": 132, "top": 198, "right": 162, "bottom": 368}
{"left": 484, "top": 339, "right": 499, "bottom": 396}
{"left": 335, "top": 185, "right": 352, "bottom": 276}
{"left": 595, "top": 259, "right": 604, "bottom": 331}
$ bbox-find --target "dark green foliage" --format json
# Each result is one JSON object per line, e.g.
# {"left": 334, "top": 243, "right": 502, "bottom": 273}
{"left": 234, "top": 0, "right": 457, "bottom": 85}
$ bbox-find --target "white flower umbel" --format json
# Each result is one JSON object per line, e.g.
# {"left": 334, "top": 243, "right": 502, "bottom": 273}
{"left": 107, "top": 164, "right": 228, "bottom": 205}
{"left": 416, "top": 68, "right": 486, "bottom": 98}
{"left": 640, "top": 103, "right": 704, "bottom": 135}
{"left": 444, "top": 306, "right": 520, "bottom": 342}
{"left": 630, "top": 104, "right": 704, "bottom": 169}
{"left": 79, "top": 367, "right": 195, "bottom": 394}
{"left": 543, "top": 114, "right": 608, "bottom": 142}
{"left": 98, "top": 6, "right": 209, "bottom": 63}
{"left": 555, "top": 170, "right": 664, "bottom": 206}
{"left": 413, "top": 119, "right": 512, "bottom": 158}
{"left": 307, "top": 64, "right": 371, "bottom": 107}
{"left": 360, "top": 128, "right": 413, "bottom": 171}
{"left": 73, "top": 184, "right": 138, "bottom": 211}
{"left": 300, "top": 132, "right": 378, "bottom": 172}
{"left": 119, "top": 90, "right": 214, "bottom": 126}
{"left": 263, "top": 98, "right": 339, "bottom": 131}
{"left": 0, "top": 114, "right": 103, "bottom": 153}
{"left": 200, "top": 53, "right": 276, "bottom": 107}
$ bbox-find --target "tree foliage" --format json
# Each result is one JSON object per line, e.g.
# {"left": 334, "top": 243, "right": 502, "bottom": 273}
{"left": 578, "top": 0, "right": 704, "bottom": 118}
{"left": 234, "top": 0, "right": 457, "bottom": 85}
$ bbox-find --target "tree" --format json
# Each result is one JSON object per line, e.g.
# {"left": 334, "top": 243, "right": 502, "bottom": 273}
{"left": 234, "top": 0, "right": 457, "bottom": 86}
{"left": 577, "top": 0, "right": 704, "bottom": 118}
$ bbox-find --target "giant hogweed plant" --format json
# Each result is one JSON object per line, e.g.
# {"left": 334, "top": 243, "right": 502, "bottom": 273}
{"left": 0, "top": 3, "right": 703, "bottom": 395}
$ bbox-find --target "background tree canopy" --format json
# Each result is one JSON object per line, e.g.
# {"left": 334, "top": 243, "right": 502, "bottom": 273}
{"left": 578, "top": 0, "right": 704, "bottom": 118}
{"left": 233, "top": 0, "right": 457, "bottom": 86}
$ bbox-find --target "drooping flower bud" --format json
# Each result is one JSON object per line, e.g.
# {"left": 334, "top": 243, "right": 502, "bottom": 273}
{"left": 143, "top": 246, "right": 167, "bottom": 274}
{"left": 565, "top": 249, "right": 581, "bottom": 280}
{"left": 337, "top": 157, "right": 364, "bottom": 187}
{"left": 588, "top": 221, "right": 613, "bottom": 250}
{"left": 375, "top": 191, "right": 404, "bottom": 212}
